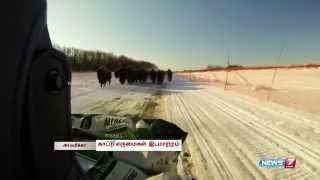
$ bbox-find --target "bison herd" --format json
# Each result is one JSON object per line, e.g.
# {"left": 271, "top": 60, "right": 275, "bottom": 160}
{"left": 97, "top": 66, "right": 173, "bottom": 88}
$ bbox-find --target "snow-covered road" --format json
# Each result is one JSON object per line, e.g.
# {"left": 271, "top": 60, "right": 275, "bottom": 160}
{"left": 71, "top": 73, "right": 160, "bottom": 117}
{"left": 162, "top": 77, "right": 320, "bottom": 180}
{"left": 71, "top": 73, "right": 320, "bottom": 180}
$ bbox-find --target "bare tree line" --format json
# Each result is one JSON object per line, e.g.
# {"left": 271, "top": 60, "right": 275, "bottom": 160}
{"left": 53, "top": 44, "right": 157, "bottom": 71}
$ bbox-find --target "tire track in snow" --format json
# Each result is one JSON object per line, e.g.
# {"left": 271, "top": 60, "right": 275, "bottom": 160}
{"left": 162, "top": 77, "right": 320, "bottom": 180}
{"left": 200, "top": 90, "right": 320, "bottom": 165}
{"left": 175, "top": 93, "right": 236, "bottom": 180}
{"left": 194, "top": 90, "right": 319, "bottom": 179}
{"left": 181, "top": 92, "right": 269, "bottom": 179}
{"left": 176, "top": 93, "right": 264, "bottom": 180}
{"left": 168, "top": 94, "right": 228, "bottom": 179}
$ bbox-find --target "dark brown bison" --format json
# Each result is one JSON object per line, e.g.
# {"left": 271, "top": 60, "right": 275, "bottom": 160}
{"left": 115, "top": 68, "right": 127, "bottom": 85}
{"left": 97, "top": 66, "right": 111, "bottom": 88}
{"left": 127, "top": 68, "right": 135, "bottom": 84}
{"left": 167, "top": 69, "right": 173, "bottom": 82}
{"left": 116, "top": 68, "right": 150, "bottom": 85}
{"left": 137, "top": 69, "right": 148, "bottom": 83}
{"left": 149, "top": 69, "right": 157, "bottom": 83}
{"left": 156, "top": 70, "right": 165, "bottom": 84}
{"left": 115, "top": 68, "right": 172, "bottom": 85}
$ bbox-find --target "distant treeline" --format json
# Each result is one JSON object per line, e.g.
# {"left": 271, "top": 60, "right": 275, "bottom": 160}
{"left": 53, "top": 44, "right": 157, "bottom": 71}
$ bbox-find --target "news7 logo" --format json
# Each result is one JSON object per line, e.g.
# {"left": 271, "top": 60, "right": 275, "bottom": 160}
{"left": 259, "top": 157, "right": 296, "bottom": 168}
{"left": 284, "top": 158, "right": 296, "bottom": 168}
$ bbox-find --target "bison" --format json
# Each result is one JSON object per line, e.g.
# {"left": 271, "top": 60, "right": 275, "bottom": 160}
{"left": 137, "top": 69, "right": 149, "bottom": 83}
{"left": 115, "top": 68, "right": 128, "bottom": 85}
{"left": 115, "top": 68, "right": 171, "bottom": 85}
{"left": 97, "top": 66, "right": 111, "bottom": 88}
{"left": 156, "top": 70, "right": 165, "bottom": 84}
{"left": 150, "top": 69, "right": 157, "bottom": 84}
{"left": 116, "top": 68, "right": 150, "bottom": 85}
{"left": 167, "top": 69, "right": 173, "bottom": 82}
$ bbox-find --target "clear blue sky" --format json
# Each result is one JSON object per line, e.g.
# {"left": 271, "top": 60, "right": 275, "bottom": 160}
{"left": 47, "top": 0, "right": 320, "bottom": 70}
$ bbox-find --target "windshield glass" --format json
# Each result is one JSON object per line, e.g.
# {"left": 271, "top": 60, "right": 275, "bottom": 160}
{"left": 48, "top": 1, "right": 320, "bottom": 179}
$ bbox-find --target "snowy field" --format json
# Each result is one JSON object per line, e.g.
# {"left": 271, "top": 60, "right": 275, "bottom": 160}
{"left": 71, "top": 72, "right": 320, "bottom": 180}
{"left": 179, "top": 68, "right": 320, "bottom": 114}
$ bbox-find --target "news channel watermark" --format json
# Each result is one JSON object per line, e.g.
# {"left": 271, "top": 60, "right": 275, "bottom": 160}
{"left": 259, "top": 157, "right": 296, "bottom": 169}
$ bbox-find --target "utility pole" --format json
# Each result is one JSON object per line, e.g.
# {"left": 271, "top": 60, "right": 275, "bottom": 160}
{"left": 224, "top": 55, "right": 230, "bottom": 90}
{"left": 267, "top": 44, "right": 286, "bottom": 101}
